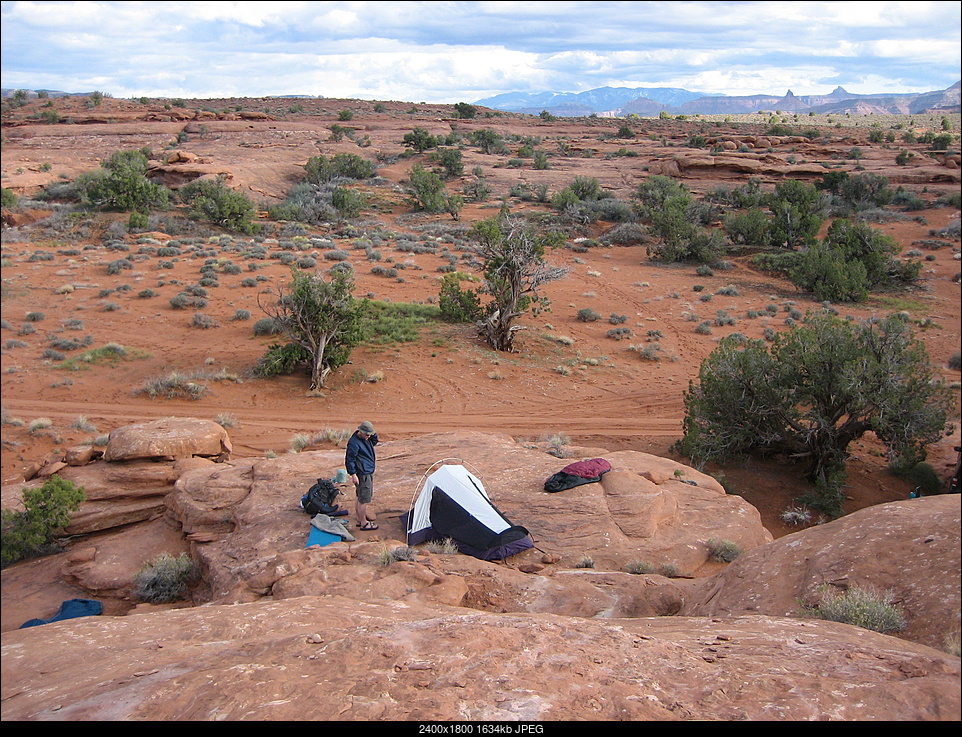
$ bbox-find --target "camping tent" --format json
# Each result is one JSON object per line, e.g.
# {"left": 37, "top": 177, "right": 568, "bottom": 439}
{"left": 403, "top": 463, "right": 533, "bottom": 560}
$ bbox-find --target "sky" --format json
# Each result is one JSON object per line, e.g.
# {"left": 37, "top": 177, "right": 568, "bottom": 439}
{"left": 1, "top": 1, "right": 960, "bottom": 103}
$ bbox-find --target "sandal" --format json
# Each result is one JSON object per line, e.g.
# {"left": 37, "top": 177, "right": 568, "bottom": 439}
{"left": 358, "top": 521, "right": 379, "bottom": 530}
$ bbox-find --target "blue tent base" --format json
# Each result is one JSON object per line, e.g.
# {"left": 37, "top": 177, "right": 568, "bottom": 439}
{"left": 306, "top": 526, "right": 341, "bottom": 548}
{"left": 21, "top": 598, "right": 103, "bottom": 628}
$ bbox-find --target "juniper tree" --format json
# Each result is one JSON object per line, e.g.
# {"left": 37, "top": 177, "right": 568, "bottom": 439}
{"left": 257, "top": 267, "right": 364, "bottom": 390}
{"left": 469, "top": 214, "right": 568, "bottom": 352}
{"left": 75, "top": 148, "right": 169, "bottom": 212}
{"left": 676, "top": 309, "right": 953, "bottom": 516}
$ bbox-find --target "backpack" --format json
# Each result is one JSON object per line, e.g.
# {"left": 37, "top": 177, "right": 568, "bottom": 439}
{"left": 301, "top": 478, "right": 341, "bottom": 515}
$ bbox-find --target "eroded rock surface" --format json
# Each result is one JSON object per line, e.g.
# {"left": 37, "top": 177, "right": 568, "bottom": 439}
{"left": 2, "top": 597, "right": 958, "bottom": 721}
{"left": 2, "top": 421, "right": 959, "bottom": 721}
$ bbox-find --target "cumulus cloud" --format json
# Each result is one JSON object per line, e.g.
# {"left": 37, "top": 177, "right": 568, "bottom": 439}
{"left": 1, "top": 0, "right": 958, "bottom": 101}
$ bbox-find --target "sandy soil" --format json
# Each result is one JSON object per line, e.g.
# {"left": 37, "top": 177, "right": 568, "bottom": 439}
{"left": 2, "top": 95, "right": 960, "bottom": 538}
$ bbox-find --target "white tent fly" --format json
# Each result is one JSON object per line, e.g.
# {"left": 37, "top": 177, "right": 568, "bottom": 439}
{"left": 403, "top": 463, "right": 533, "bottom": 560}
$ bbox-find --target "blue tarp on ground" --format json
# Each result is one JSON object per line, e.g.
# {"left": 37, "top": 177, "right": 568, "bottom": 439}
{"left": 306, "top": 526, "right": 341, "bottom": 548}
{"left": 20, "top": 598, "right": 103, "bottom": 628}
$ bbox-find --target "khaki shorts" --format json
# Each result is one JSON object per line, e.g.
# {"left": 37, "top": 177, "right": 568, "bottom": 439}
{"left": 355, "top": 473, "right": 374, "bottom": 504}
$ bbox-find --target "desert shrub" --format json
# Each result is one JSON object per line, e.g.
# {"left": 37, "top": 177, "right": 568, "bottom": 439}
{"left": 304, "top": 153, "right": 376, "bottom": 183}
{"left": 781, "top": 504, "right": 813, "bottom": 526}
{"left": 706, "top": 538, "right": 743, "bottom": 563}
{"left": 190, "top": 313, "right": 219, "bottom": 329}
{"left": 631, "top": 343, "right": 662, "bottom": 361}
{"left": 376, "top": 545, "right": 418, "bottom": 566}
{"left": 800, "top": 585, "right": 906, "bottom": 634}
{"left": 422, "top": 537, "right": 460, "bottom": 554}
{"left": 574, "top": 554, "right": 595, "bottom": 569}
{"left": 432, "top": 147, "right": 464, "bottom": 178}
{"left": 892, "top": 461, "right": 944, "bottom": 495}
{"left": 137, "top": 372, "right": 209, "bottom": 400}
{"left": 179, "top": 176, "right": 256, "bottom": 233}
{"left": 269, "top": 181, "right": 337, "bottom": 223}
{"left": 453, "top": 102, "right": 477, "bottom": 119}
{"left": 577, "top": 307, "right": 601, "bottom": 322}
{"left": 1, "top": 477, "right": 86, "bottom": 566}
{"left": 106, "top": 258, "right": 134, "bottom": 275}
{"left": 252, "top": 317, "right": 283, "bottom": 335}
{"left": 133, "top": 552, "right": 197, "bottom": 603}
{"left": 601, "top": 222, "right": 648, "bottom": 246}
{"left": 403, "top": 126, "right": 439, "bottom": 153}
{"left": 405, "top": 164, "right": 457, "bottom": 214}
{"left": 438, "top": 272, "right": 482, "bottom": 323}
{"left": 607, "top": 327, "right": 633, "bottom": 340}
{"left": 75, "top": 148, "right": 170, "bottom": 212}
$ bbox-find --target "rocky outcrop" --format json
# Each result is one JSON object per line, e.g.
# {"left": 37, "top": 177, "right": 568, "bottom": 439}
{"left": 163, "top": 431, "right": 772, "bottom": 605}
{"left": 101, "top": 417, "right": 231, "bottom": 463}
{"left": 1, "top": 596, "right": 958, "bottom": 721}
{"left": 2, "top": 421, "right": 959, "bottom": 721}
{"left": 682, "top": 494, "right": 961, "bottom": 651}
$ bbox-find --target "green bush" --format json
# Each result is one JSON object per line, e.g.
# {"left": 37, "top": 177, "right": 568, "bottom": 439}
{"left": 453, "top": 102, "right": 477, "bottom": 119}
{"left": 893, "top": 461, "right": 943, "bottom": 494}
{"left": 789, "top": 218, "right": 916, "bottom": 302}
{"left": 75, "top": 148, "right": 170, "bottom": 212}
{"left": 252, "top": 316, "right": 282, "bottom": 335}
{"left": 405, "top": 164, "right": 450, "bottom": 213}
{"left": 438, "top": 273, "right": 482, "bottom": 323}
{"left": 432, "top": 147, "right": 464, "bottom": 179}
{"left": 304, "top": 153, "right": 376, "bottom": 183}
{"left": 179, "top": 176, "right": 256, "bottom": 233}
{"left": 1, "top": 477, "right": 86, "bottom": 566}
{"left": 801, "top": 585, "right": 906, "bottom": 634}
{"left": 133, "top": 552, "right": 197, "bottom": 603}
{"left": 677, "top": 310, "right": 953, "bottom": 516}
{"left": 331, "top": 186, "right": 365, "bottom": 218}
{"left": 402, "top": 127, "right": 439, "bottom": 153}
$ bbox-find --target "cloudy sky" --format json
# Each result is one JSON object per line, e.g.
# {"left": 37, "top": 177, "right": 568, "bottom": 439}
{"left": 2, "top": 1, "right": 959, "bottom": 103}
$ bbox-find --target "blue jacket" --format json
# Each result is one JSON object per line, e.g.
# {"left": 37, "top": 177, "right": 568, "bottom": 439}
{"left": 345, "top": 431, "right": 378, "bottom": 475}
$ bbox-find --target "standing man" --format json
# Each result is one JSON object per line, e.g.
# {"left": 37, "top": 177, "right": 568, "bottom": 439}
{"left": 345, "top": 421, "right": 378, "bottom": 530}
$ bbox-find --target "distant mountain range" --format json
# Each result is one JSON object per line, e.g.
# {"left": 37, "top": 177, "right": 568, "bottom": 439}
{"left": 475, "top": 82, "right": 961, "bottom": 117}
{"left": 4, "top": 82, "right": 959, "bottom": 117}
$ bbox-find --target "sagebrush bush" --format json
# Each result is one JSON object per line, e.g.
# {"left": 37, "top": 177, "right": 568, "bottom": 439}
{"left": 133, "top": 552, "right": 196, "bottom": 603}
{"left": 706, "top": 538, "right": 743, "bottom": 563}
{"left": 574, "top": 554, "right": 595, "bottom": 569}
{"left": 423, "top": 538, "right": 460, "bottom": 555}
{"left": 376, "top": 545, "right": 418, "bottom": 566}
{"left": 801, "top": 585, "right": 906, "bottom": 634}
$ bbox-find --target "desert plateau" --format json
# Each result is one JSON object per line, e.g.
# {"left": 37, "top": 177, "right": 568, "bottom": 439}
{"left": 1, "top": 92, "right": 960, "bottom": 721}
